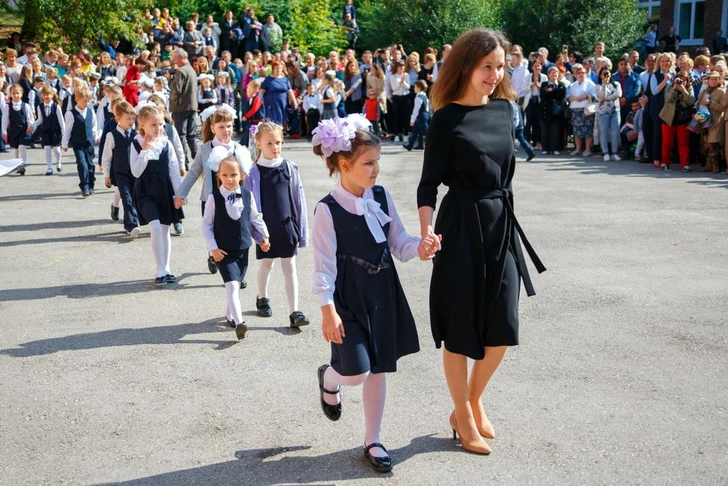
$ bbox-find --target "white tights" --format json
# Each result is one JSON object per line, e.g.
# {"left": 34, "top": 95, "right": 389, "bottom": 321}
{"left": 323, "top": 367, "right": 388, "bottom": 457}
{"left": 44, "top": 146, "right": 62, "bottom": 170}
{"left": 256, "top": 256, "right": 298, "bottom": 313}
{"left": 225, "top": 281, "right": 243, "bottom": 325}
{"left": 148, "top": 220, "right": 171, "bottom": 277}
{"left": 15, "top": 146, "right": 27, "bottom": 163}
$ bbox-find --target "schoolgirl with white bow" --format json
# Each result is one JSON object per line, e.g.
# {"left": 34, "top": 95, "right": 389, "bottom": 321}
{"left": 201, "top": 150, "right": 270, "bottom": 340}
{"left": 2, "top": 84, "right": 35, "bottom": 175}
{"left": 311, "top": 114, "right": 437, "bottom": 474}
{"left": 246, "top": 122, "right": 310, "bottom": 328}
{"left": 32, "top": 85, "right": 65, "bottom": 175}
{"left": 174, "top": 105, "right": 253, "bottom": 274}
{"left": 130, "top": 104, "right": 184, "bottom": 286}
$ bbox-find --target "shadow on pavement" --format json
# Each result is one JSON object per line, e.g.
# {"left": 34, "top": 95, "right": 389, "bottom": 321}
{"left": 0, "top": 231, "right": 127, "bottom": 247}
{"left": 99, "top": 435, "right": 451, "bottom": 485}
{"left": 0, "top": 318, "right": 239, "bottom": 357}
{"left": 0, "top": 219, "right": 113, "bottom": 233}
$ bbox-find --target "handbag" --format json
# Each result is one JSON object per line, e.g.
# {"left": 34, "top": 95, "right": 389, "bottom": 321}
{"left": 551, "top": 101, "right": 565, "bottom": 118}
{"left": 583, "top": 103, "right": 597, "bottom": 116}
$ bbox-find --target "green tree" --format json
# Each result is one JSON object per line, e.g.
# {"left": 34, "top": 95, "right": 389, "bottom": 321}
{"left": 20, "top": 0, "right": 151, "bottom": 52}
{"left": 290, "top": 0, "right": 347, "bottom": 56}
{"left": 356, "top": 0, "right": 501, "bottom": 54}
{"left": 498, "top": 0, "right": 646, "bottom": 60}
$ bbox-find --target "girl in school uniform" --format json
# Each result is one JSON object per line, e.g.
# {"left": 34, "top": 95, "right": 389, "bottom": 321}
{"left": 311, "top": 114, "right": 435, "bottom": 473}
{"left": 319, "top": 71, "right": 337, "bottom": 120}
{"left": 174, "top": 106, "right": 252, "bottom": 274}
{"left": 33, "top": 85, "right": 65, "bottom": 175}
{"left": 198, "top": 74, "right": 217, "bottom": 113}
{"left": 130, "top": 104, "right": 184, "bottom": 286}
{"left": 2, "top": 84, "right": 35, "bottom": 175}
{"left": 246, "top": 122, "right": 309, "bottom": 328}
{"left": 215, "top": 72, "right": 235, "bottom": 108}
{"left": 200, "top": 150, "right": 270, "bottom": 340}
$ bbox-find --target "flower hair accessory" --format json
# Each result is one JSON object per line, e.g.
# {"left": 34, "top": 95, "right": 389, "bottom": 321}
{"left": 311, "top": 114, "right": 372, "bottom": 158}
{"left": 134, "top": 100, "right": 157, "bottom": 115}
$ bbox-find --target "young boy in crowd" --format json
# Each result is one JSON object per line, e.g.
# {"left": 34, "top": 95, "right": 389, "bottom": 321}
{"left": 239, "top": 79, "right": 265, "bottom": 146}
{"left": 62, "top": 86, "right": 99, "bottom": 197}
{"left": 302, "top": 83, "right": 320, "bottom": 140}
{"left": 362, "top": 88, "right": 380, "bottom": 136}
{"left": 402, "top": 80, "right": 429, "bottom": 151}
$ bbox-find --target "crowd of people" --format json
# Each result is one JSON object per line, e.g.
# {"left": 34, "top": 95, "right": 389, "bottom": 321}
{"left": 2, "top": 0, "right": 727, "bottom": 474}
{"left": 511, "top": 39, "right": 728, "bottom": 173}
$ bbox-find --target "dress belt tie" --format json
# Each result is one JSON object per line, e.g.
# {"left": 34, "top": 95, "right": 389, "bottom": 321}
{"left": 447, "top": 187, "right": 546, "bottom": 296}
{"left": 337, "top": 248, "right": 392, "bottom": 275}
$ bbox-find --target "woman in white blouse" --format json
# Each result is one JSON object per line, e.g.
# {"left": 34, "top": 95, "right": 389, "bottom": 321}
{"left": 566, "top": 64, "right": 596, "bottom": 156}
{"left": 387, "top": 59, "right": 410, "bottom": 142}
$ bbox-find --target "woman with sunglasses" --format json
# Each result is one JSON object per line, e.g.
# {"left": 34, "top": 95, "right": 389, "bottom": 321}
{"left": 595, "top": 67, "right": 622, "bottom": 161}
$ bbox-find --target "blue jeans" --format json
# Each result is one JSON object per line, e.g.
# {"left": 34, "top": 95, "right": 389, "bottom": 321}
{"left": 405, "top": 112, "right": 430, "bottom": 149}
{"left": 73, "top": 145, "right": 95, "bottom": 192}
{"left": 515, "top": 128, "right": 534, "bottom": 157}
{"left": 598, "top": 111, "right": 620, "bottom": 155}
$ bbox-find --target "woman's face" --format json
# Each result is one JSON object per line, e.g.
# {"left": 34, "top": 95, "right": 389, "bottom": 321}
{"left": 574, "top": 67, "right": 585, "bottom": 81}
{"left": 548, "top": 69, "right": 558, "bottom": 82}
{"left": 273, "top": 64, "right": 282, "bottom": 76}
{"left": 467, "top": 47, "right": 506, "bottom": 100}
{"left": 600, "top": 70, "right": 611, "bottom": 83}
{"left": 660, "top": 57, "right": 673, "bottom": 71}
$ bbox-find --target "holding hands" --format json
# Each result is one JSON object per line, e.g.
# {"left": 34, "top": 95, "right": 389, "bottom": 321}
{"left": 418, "top": 227, "right": 442, "bottom": 260}
{"left": 173, "top": 196, "right": 186, "bottom": 209}
{"left": 259, "top": 238, "right": 271, "bottom": 252}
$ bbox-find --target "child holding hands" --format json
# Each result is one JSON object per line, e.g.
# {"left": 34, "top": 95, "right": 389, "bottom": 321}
{"left": 311, "top": 114, "right": 438, "bottom": 474}
{"left": 201, "top": 149, "right": 270, "bottom": 340}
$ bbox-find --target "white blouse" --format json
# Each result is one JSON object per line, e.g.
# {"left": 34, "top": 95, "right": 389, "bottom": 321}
{"left": 312, "top": 182, "right": 420, "bottom": 307}
{"left": 129, "top": 135, "right": 182, "bottom": 193}
{"left": 201, "top": 185, "right": 268, "bottom": 252}
{"left": 567, "top": 79, "right": 596, "bottom": 108}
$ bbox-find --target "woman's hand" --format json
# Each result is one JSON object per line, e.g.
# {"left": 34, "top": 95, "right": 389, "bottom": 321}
{"left": 418, "top": 233, "right": 442, "bottom": 260}
{"left": 259, "top": 238, "right": 271, "bottom": 252}
{"left": 321, "top": 305, "right": 345, "bottom": 344}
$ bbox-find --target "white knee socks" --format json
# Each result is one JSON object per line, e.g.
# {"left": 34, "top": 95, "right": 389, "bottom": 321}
{"left": 256, "top": 257, "right": 299, "bottom": 312}
{"left": 225, "top": 281, "right": 243, "bottom": 325}
{"left": 149, "top": 221, "right": 172, "bottom": 277}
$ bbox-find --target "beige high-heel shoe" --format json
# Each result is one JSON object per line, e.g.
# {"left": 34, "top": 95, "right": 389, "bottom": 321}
{"left": 449, "top": 412, "right": 491, "bottom": 455}
{"left": 469, "top": 403, "right": 496, "bottom": 439}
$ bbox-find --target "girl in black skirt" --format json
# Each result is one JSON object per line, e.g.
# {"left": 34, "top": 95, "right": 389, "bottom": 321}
{"left": 417, "top": 29, "right": 545, "bottom": 456}
{"left": 130, "top": 105, "right": 185, "bottom": 286}
{"left": 201, "top": 152, "right": 270, "bottom": 340}
{"left": 311, "top": 115, "right": 436, "bottom": 473}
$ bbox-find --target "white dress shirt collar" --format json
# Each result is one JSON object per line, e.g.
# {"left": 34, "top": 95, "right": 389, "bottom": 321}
{"left": 331, "top": 181, "right": 392, "bottom": 243}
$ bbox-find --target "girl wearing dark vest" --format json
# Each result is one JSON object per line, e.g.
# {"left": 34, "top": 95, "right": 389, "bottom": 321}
{"left": 201, "top": 152, "right": 270, "bottom": 340}
{"left": 2, "top": 84, "right": 34, "bottom": 175}
{"left": 175, "top": 107, "right": 252, "bottom": 275}
{"left": 32, "top": 85, "right": 65, "bottom": 175}
{"left": 246, "top": 122, "right": 310, "bottom": 328}
{"left": 130, "top": 105, "right": 184, "bottom": 286}
{"left": 311, "top": 114, "right": 434, "bottom": 473}
{"left": 101, "top": 99, "right": 140, "bottom": 238}
{"left": 61, "top": 86, "right": 99, "bottom": 197}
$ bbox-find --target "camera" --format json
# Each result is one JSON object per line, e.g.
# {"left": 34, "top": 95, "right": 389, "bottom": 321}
{"left": 156, "top": 67, "right": 176, "bottom": 77}
{"left": 675, "top": 78, "right": 683, "bottom": 85}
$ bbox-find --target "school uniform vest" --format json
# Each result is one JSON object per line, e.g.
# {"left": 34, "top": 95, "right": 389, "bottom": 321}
{"left": 416, "top": 92, "right": 430, "bottom": 116}
{"left": 164, "top": 123, "right": 176, "bottom": 142}
{"left": 111, "top": 128, "right": 135, "bottom": 173}
{"left": 62, "top": 93, "right": 76, "bottom": 115}
{"left": 70, "top": 107, "right": 94, "bottom": 148}
{"left": 212, "top": 188, "right": 253, "bottom": 251}
{"left": 201, "top": 89, "right": 215, "bottom": 101}
{"left": 241, "top": 94, "right": 265, "bottom": 121}
{"left": 40, "top": 103, "right": 61, "bottom": 133}
{"left": 8, "top": 103, "right": 28, "bottom": 138}
{"left": 31, "top": 88, "right": 41, "bottom": 111}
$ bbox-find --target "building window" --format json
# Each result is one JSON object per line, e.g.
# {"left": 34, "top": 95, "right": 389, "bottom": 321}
{"left": 677, "top": 0, "right": 705, "bottom": 43}
{"left": 639, "top": 0, "right": 661, "bottom": 18}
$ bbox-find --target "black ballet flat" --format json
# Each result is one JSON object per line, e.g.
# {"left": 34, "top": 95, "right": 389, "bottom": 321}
{"left": 317, "top": 364, "right": 341, "bottom": 421}
{"left": 363, "top": 443, "right": 393, "bottom": 473}
{"left": 225, "top": 318, "right": 236, "bottom": 328}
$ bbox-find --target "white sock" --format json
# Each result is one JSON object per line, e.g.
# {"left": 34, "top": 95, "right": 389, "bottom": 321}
{"left": 280, "top": 257, "right": 299, "bottom": 313}
{"left": 363, "top": 373, "right": 387, "bottom": 457}
{"left": 160, "top": 224, "right": 171, "bottom": 274}
{"left": 18, "top": 145, "right": 27, "bottom": 163}
{"left": 148, "top": 220, "right": 166, "bottom": 277}
{"left": 323, "top": 367, "right": 368, "bottom": 406}
{"left": 225, "top": 281, "right": 243, "bottom": 325}
{"left": 44, "top": 146, "right": 53, "bottom": 170}
{"left": 257, "top": 258, "right": 274, "bottom": 298}
{"left": 52, "top": 146, "right": 62, "bottom": 167}
{"left": 112, "top": 187, "right": 121, "bottom": 208}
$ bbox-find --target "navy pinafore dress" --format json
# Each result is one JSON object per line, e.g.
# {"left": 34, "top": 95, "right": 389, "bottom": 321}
{"left": 132, "top": 140, "right": 184, "bottom": 226}
{"left": 320, "top": 186, "right": 420, "bottom": 376}
{"left": 212, "top": 188, "right": 253, "bottom": 284}
{"left": 256, "top": 162, "right": 299, "bottom": 260}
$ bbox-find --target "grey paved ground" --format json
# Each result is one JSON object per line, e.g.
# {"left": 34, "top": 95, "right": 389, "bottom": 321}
{"left": 1, "top": 141, "right": 727, "bottom": 486}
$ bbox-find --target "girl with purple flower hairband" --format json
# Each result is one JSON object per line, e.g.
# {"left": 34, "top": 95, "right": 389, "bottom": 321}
{"left": 311, "top": 114, "right": 440, "bottom": 473}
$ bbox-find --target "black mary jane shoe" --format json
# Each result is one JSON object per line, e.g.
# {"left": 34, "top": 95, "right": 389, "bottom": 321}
{"left": 363, "top": 443, "right": 393, "bottom": 473}
{"left": 317, "top": 364, "right": 341, "bottom": 421}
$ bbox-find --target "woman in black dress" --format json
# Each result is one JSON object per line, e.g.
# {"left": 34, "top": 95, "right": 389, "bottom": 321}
{"left": 417, "top": 29, "right": 545, "bottom": 455}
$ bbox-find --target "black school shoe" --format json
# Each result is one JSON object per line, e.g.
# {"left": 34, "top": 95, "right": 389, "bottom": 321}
{"left": 364, "top": 443, "right": 393, "bottom": 473}
{"left": 165, "top": 274, "right": 177, "bottom": 284}
{"left": 154, "top": 276, "right": 166, "bottom": 286}
{"left": 240, "top": 279, "right": 247, "bottom": 289}
{"left": 207, "top": 255, "right": 218, "bottom": 274}
{"left": 256, "top": 297, "right": 272, "bottom": 317}
{"left": 289, "top": 311, "right": 310, "bottom": 328}
{"left": 317, "top": 364, "right": 341, "bottom": 421}
{"left": 235, "top": 322, "right": 248, "bottom": 340}
{"left": 110, "top": 204, "right": 120, "bottom": 221}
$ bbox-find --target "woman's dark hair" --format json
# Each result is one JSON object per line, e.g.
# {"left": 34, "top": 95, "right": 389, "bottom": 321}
{"left": 571, "top": 51, "right": 583, "bottom": 63}
{"left": 599, "top": 67, "right": 615, "bottom": 85}
{"left": 313, "top": 130, "right": 380, "bottom": 176}
{"left": 430, "top": 29, "right": 515, "bottom": 110}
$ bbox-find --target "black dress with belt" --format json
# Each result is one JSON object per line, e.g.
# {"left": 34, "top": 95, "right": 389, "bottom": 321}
{"left": 416, "top": 100, "right": 545, "bottom": 360}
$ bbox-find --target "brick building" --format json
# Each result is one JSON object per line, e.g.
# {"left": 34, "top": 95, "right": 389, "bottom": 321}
{"left": 641, "top": 0, "right": 727, "bottom": 51}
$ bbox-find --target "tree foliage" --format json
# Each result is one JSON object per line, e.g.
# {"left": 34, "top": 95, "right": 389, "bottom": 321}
{"left": 356, "top": 0, "right": 501, "bottom": 53}
{"left": 498, "top": 0, "right": 646, "bottom": 59}
{"left": 20, "top": 0, "right": 151, "bottom": 52}
{"left": 290, "top": 0, "right": 347, "bottom": 56}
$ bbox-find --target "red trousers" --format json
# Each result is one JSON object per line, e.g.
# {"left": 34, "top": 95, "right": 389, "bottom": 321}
{"left": 661, "top": 123, "right": 691, "bottom": 167}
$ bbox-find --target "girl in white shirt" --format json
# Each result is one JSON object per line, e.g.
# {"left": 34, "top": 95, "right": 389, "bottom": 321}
{"left": 311, "top": 114, "right": 436, "bottom": 474}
